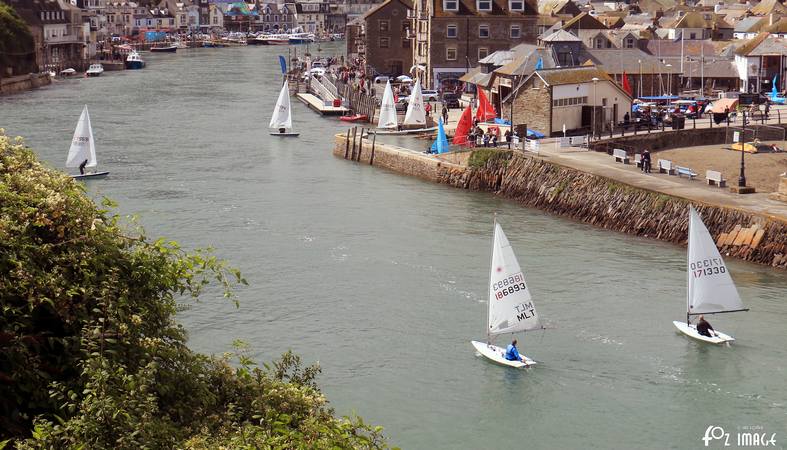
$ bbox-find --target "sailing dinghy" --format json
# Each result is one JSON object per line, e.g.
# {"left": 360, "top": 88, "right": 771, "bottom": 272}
{"left": 673, "top": 206, "right": 748, "bottom": 344}
{"left": 269, "top": 80, "right": 299, "bottom": 137}
{"left": 67, "top": 105, "right": 109, "bottom": 180}
{"left": 471, "top": 220, "right": 542, "bottom": 368}
{"left": 372, "top": 79, "right": 437, "bottom": 135}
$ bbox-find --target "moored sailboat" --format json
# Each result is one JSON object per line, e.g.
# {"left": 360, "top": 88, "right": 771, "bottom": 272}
{"left": 471, "top": 220, "right": 543, "bottom": 368}
{"left": 673, "top": 206, "right": 748, "bottom": 344}
{"left": 67, "top": 105, "right": 109, "bottom": 180}
{"left": 269, "top": 80, "right": 299, "bottom": 137}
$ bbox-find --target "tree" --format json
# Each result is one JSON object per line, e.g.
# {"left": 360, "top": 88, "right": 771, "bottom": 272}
{"left": 0, "top": 131, "right": 391, "bottom": 449}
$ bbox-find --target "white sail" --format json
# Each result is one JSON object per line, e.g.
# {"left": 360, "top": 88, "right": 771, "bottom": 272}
{"left": 687, "top": 206, "right": 745, "bottom": 314}
{"left": 269, "top": 80, "right": 293, "bottom": 130}
{"left": 403, "top": 78, "right": 426, "bottom": 126}
{"left": 377, "top": 80, "right": 398, "bottom": 129}
{"left": 66, "top": 105, "right": 97, "bottom": 168}
{"left": 488, "top": 222, "right": 540, "bottom": 336}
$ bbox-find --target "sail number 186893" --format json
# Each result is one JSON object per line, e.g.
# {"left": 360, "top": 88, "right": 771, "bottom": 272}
{"left": 492, "top": 273, "right": 526, "bottom": 300}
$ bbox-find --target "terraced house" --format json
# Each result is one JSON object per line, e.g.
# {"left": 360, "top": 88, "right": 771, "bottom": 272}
{"left": 411, "top": 0, "right": 540, "bottom": 88}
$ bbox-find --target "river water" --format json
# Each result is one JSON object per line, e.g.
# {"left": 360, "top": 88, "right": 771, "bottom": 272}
{"left": 2, "top": 45, "right": 786, "bottom": 449}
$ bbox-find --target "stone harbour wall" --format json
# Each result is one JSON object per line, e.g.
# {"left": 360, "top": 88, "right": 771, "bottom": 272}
{"left": 0, "top": 73, "right": 51, "bottom": 96}
{"left": 334, "top": 133, "right": 787, "bottom": 269}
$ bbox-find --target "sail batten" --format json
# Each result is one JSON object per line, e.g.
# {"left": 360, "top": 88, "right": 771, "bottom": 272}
{"left": 687, "top": 206, "right": 745, "bottom": 315}
{"left": 377, "top": 80, "right": 398, "bottom": 129}
{"left": 403, "top": 79, "right": 426, "bottom": 126}
{"left": 487, "top": 223, "right": 540, "bottom": 336}
{"left": 66, "top": 105, "right": 97, "bottom": 168}
{"left": 269, "top": 80, "right": 293, "bottom": 130}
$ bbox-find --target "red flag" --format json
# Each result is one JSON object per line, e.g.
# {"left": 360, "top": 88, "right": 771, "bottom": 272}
{"left": 475, "top": 88, "right": 497, "bottom": 122}
{"left": 622, "top": 71, "right": 633, "bottom": 97}
{"left": 453, "top": 105, "right": 474, "bottom": 146}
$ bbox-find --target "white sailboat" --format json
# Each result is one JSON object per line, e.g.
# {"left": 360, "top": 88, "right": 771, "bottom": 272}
{"left": 673, "top": 206, "right": 748, "bottom": 344}
{"left": 269, "top": 80, "right": 299, "bottom": 137}
{"left": 374, "top": 80, "right": 398, "bottom": 132}
{"left": 67, "top": 105, "right": 109, "bottom": 180}
{"left": 373, "top": 79, "right": 437, "bottom": 135}
{"left": 471, "top": 220, "right": 541, "bottom": 368}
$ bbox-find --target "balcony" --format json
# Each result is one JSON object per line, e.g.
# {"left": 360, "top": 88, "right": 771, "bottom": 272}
{"left": 46, "top": 34, "right": 83, "bottom": 45}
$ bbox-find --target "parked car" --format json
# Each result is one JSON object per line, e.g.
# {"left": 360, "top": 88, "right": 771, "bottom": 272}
{"left": 421, "top": 89, "right": 439, "bottom": 101}
{"left": 441, "top": 92, "right": 461, "bottom": 108}
{"left": 374, "top": 75, "right": 391, "bottom": 85}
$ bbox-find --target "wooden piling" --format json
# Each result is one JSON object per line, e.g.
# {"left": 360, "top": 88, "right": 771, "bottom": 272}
{"left": 350, "top": 126, "right": 358, "bottom": 161}
{"left": 357, "top": 128, "right": 364, "bottom": 161}
{"left": 370, "top": 132, "right": 376, "bottom": 165}
{"left": 344, "top": 128, "right": 351, "bottom": 159}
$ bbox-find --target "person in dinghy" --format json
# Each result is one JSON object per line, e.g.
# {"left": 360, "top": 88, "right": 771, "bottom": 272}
{"left": 504, "top": 339, "right": 527, "bottom": 363}
{"left": 695, "top": 315, "right": 716, "bottom": 338}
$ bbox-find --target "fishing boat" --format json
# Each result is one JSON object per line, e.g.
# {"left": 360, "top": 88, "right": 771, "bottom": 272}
{"left": 673, "top": 206, "right": 748, "bottom": 344}
{"left": 262, "top": 34, "right": 290, "bottom": 45}
{"left": 288, "top": 32, "right": 315, "bottom": 44}
{"left": 150, "top": 44, "right": 177, "bottom": 52}
{"left": 339, "top": 113, "right": 369, "bottom": 122}
{"left": 66, "top": 105, "right": 109, "bottom": 180}
{"left": 125, "top": 51, "right": 145, "bottom": 69}
{"left": 471, "top": 220, "right": 542, "bottom": 368}
{"left": 85, "top": 64, "right": 104, "bottom": 77}
{"left": 269, "top": 80, "right": 299, "bottom": 137}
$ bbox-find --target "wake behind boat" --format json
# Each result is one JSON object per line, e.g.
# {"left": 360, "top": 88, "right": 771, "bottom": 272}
{"left": 67, "top": 105, "right": 109, "bottom": 180}
{"left": 471, "top": 220, "right": 544, "bottom": 368}
{"left": 673, "top": 206, "right": 748, "bottom": 344}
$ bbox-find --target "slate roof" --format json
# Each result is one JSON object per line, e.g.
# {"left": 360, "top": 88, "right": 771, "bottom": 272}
{"left": 750, "top": 0, "right": 787, "bottom": 16}
{"left": 495, "top": 47, "right": 558, "bottom": 76}
{"left": 542, "top": 28, "right": 582, "bottom": 41}
{"left": 582, "top": 48, "right": 682, "bottom": 74}
{"left": 433, "top": 0, "right": 538, "bottom": 17}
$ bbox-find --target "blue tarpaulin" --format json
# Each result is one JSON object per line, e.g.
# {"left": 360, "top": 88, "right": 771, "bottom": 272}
{"left": 493, "top": 118, "right": 511, "bottom": 125}
{"left": 144, "top": 31, "right": 167, "bottom": 42}
{"left": 527, "top": 129, "right": 545, "bottom": 139}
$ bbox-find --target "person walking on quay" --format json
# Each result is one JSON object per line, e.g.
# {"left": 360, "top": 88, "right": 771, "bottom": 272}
{"left": 505, "top": 129, "right": 512, "bottom": 148}
{"left": 442, "top": 105, "right": 449, "bottom": 124}
{"left": 642, "top": 149, "right": 652, "bottom": 173}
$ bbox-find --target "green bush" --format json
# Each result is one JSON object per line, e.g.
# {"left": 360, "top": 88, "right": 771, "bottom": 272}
{"left": 0, "top": 132, "right": 391, "bottom": 449}
{"left": 468, "top": 149, "right": 513, "bottom": 168}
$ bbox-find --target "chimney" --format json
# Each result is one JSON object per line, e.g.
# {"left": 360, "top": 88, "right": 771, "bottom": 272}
{"left": 771, "top": 13, "right": 775, "bottom": 26}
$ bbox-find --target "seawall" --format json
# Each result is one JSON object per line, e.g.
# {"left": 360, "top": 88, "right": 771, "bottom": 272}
{"left": 0, "top": 74, "right": 51, "bottom": 96}
{"left": 334, "top": 133, "right": 787, "bottom": 269}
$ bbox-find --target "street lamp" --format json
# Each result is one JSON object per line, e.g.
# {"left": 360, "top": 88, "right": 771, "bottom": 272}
{"left": 739, "top": 110, "right": 747, "bottom": 187}
{"left": 638, "top": 59, "right": 642, "bottom": 98}
{"left": 665, "top": 63, "right": 672, "bottom": 95}
{"left": 592, "top": 77, "right": 599, "bottom": 139}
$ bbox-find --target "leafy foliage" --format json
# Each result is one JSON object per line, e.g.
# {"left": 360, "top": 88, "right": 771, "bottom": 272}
{"left": 0, "top": 132, "right": 390, "bottom": 449}
{"left": 0, "top": 3, "right": 36, "bottom": 74}
{"left": 468, "top": 149, "right": 513, "bottom": 168}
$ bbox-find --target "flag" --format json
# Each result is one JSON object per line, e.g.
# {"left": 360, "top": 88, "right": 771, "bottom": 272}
{"left": 622, "top": 71, "right": 633, "bottom": 97}
{"left": 453, "top": 105, "right": 473, "bottom": 146}
{"left": 430, "top": 118, "right": 450, "bottom": 154}
{"left": 278, "top": 55, "right": 287, "bottom": 75}
{"left": 475, "top": 89, "right": 497, "bottom": 122}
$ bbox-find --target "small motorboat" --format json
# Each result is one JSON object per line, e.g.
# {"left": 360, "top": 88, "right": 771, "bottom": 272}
{"left": 150, "top": 45, "right": 177, "bottom": 52}
{"left": 85, "top": 64, "right": 104, "bottom": 77}
{"left": 339, "top": 114, "right": 369, "bottom": 123}
{"left": 60, "top": 68, "right": 76, "bottom": 76}
{"left": 125, "top": 51, "right": 145, "bottom": 69}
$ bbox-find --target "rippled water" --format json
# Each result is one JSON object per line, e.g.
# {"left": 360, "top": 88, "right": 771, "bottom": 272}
{"left": 2, "top": 45, "right": 786, "bottom": 449}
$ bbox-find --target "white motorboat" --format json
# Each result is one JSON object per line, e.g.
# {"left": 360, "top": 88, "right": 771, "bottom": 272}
{"left": 85, "top": 64, "right": 104, "bottom": 77}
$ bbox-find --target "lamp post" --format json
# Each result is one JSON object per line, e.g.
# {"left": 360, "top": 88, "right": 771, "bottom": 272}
{"left": 592, "top": 77, "right": 599, "bottom": 140}
{"left": 665, "top": 64, "right": 672, "bottom": 95}
{"left": 739, "top": 110, "right": 747, "bottom": 187}
{"left": 638, "top": 59, "right": 642, "bottom": 98}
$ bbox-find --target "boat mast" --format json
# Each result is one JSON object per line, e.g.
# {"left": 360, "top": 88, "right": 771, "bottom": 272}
{"left": 686, "top": 205, "right": 691, "bottom": 325}
{"left": 486, "top": 214, "right": 496, "bottom": 343}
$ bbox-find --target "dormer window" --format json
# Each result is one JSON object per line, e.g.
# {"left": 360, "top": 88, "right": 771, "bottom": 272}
{"left": 509, "top": 0, "right": 524, "bottom": 11}
{"left": 477, "top": 0, "right": 492, "bottom": 11}
{"left": 444, "top": 0, "right": 458, "bottom": 11}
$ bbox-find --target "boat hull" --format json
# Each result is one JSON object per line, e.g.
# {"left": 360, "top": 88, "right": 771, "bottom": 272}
{"left": 85, "top": 72, "right": 102, "bottom": 77}
{"left": 269, "top": 132, "right": 300, "bottom": 137}
{"left": 71, "top": 171, "right": 110, "bottom": 180}
{"left": 265, "top": 39, "right": 289, "bottom": 45}
{"left": 288, "top": 39, "right": 313, "bottom": 44}
{"left": 339, "top": 114, "right": 369, "bottom": 122}
{"left": 471, "top": 341, "right": 536, "bottom": 368}
{"left": 370, "top": 126, "right": 438, "bottom": 135}
{"left": 672, "top": 321, "right": 735, "bottom": 344}
{"left": 150, "top": 46, "right": 177, "bottom": 53}
{"left": 125, "top": 61, "right": 145, "bottom": 70}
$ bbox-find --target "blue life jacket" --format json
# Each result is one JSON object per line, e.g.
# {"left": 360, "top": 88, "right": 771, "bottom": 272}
{"left": 505, "top": 344, "right": 520, "bottom": 361}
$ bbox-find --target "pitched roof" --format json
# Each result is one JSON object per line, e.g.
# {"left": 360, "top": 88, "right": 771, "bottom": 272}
{"left": 535, "top": 65, "right": 615, "bottom": 86}
{"left": 733, "top": 16, "right": 767, "bottom": 33}
{"left": 682, "top": 60, "right": 738, "bottom": 79}
{"left": 581, "top": 48, "right": 682, "bottom": 74}
{"left": 735, "top": 32, "right": 771, "bottom": 55}
{"left": 361, "top": 0, "right": 412, "bottom": 20}
{"left": 561, "top": 11, "right": 607, "bottom": 30}
{"left": 495, "top": 47, "right": 558, "bottom": 75}
{"left": 764, "top": 17, "right": 787, "bottom": 33}
{"left": 536, "top": 0, "right": 580, "bottom": 15}
{"left": 542, "top": 28, "right": 582, "bottom": 41}
{"left": 750, "top": 0, "right": 787, "bottom": 15}
{"left": 433, "top": 0, "right": 538, "bottom": 16}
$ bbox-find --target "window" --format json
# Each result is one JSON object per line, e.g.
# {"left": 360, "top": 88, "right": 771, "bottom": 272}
{"left": 447, "top": 24, "right": 457, "bottom": 38}
{"left": 379, "top": 37, "right": 389, "bottom": 48}
{"left": 510, "top": 24, "right": 520, "bottom": 38}
{"left": 379, "top": 19, "right": 389, "bottom": 31}
{"left": 477, "top": 0, "right": 492, "bottom": 10}
{"left": 446, "top": 47, "right": 457, "bottom": 60}
{"left": 624, "top": 37, "right": 634, "bottom": 48}
{"left": 444, "top": 0, "right": 458, "bottom": 11}
{"left": 509, "top": 0, "right": 524, "bottom": 10}
{"left": 478, "top": 47, "right": 488, "bottom": 59}
{"left": 479, "top": 24, "right": 489, "bottom": 38}
{"left": 689, "top": 32, "right": 696, "bottom": 39}
{"left": 274, "top": 15, "right": 278, "bottom": 21}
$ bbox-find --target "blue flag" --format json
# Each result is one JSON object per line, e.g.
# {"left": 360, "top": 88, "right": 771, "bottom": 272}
{"left": 279, "top": 55, "right": 287, "bottom": 75}
{"left": 430, "top": 118, "right": 450, "bottom": 154}
{"left": 535, "top": 57, "right": 543, "bottom": 70}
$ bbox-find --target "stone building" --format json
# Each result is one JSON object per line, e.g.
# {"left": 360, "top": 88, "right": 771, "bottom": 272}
{"left": 9, "top": 0, "right": 89, "bottom": 71}
{"left": 260, "top": 3, "right": 296, "bottom": 32}
{"left": 363, "top": 0, "right": 412, "bottom": 75}
{"left": 295, "top": 2, "right": 331, "bottom": 34}
{"left": 504, "top": 66, "right": 632, "bottom": 136}
{"left": 411, "top": 0, "right": 540, "bottom": 89}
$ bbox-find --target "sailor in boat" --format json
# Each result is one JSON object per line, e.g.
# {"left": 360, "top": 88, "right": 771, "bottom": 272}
{"left": 695, "top": 315, "right": 717, "bottom": 338}
{"left": 278, "top": 127, "right": 286, "bottom": 134}
{"left": 79, "top": 159, "right": 88, "bottom": 175}
{"left": 504, "top": 339, "right": 526, "bottom": 363}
